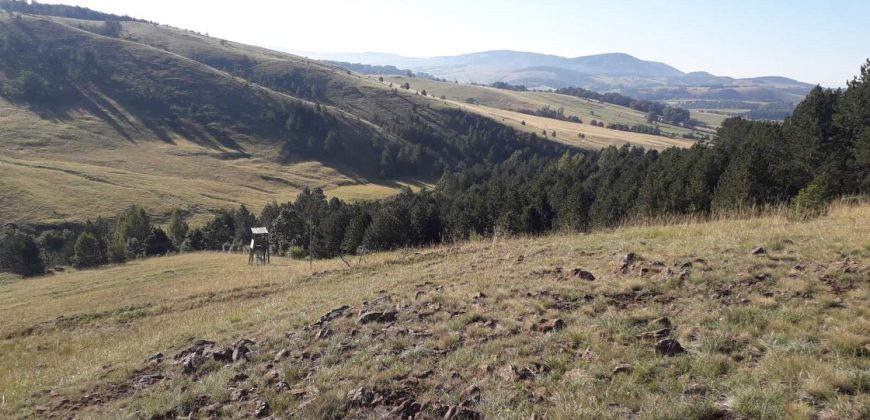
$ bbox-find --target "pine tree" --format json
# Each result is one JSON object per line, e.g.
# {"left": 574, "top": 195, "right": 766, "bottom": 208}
{"left": 166, "top": 208, "right": 189, "bottom": 247}
{"left": 72, "top": 232, "right": 104, "bottom": 269}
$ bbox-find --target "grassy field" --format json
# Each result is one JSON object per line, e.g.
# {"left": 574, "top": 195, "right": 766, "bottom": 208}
{"left": 0, "top": 143, "right": 424, "bottom": 226}
{"left": 688, "top": 109, "right": 732, "bottom": 128}
{"left": 454, "top": 101, "right": 695, "bottom": 151}
{"left": 0, "top": 56, "right": 421, "bottom": 226}
{"left": 1, "top": 203, "right": 867, "bottom": 418}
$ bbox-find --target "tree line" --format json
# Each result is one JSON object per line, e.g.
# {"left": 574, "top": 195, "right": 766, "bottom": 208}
{"left": 3, "top": 61, "right": 869, "bottom": 277}
{"left": 556, "top": 86, "right": 693, "bottom": 126}
{"left": 0, "top": 0, "right": 147, "bottom": 22}
{"left": 1, "top": 207, "right": 186, "bottom": 276}
{"left": 326, "top": 61, "right": 434, "bottom": 79}
{"left": 517, "top": 105, "right": 583, "bottom": 123}
{"left": 194, "top": 60, "right": 870, "bottom": 255}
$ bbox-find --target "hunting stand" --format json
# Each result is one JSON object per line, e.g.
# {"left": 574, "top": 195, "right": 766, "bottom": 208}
{"left": 248, "top": 227, "right": 270, "bottom": 265}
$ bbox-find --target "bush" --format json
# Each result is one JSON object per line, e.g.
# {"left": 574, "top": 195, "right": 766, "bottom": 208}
{"left": 790, "top": 181, "right": 829, "bottom": 220}
{"left": 36, "top": 229, "right": 76, "bottom": 266}
{"left": 72, "top": 232, "right": 105, "bottom": 269}
{"left": 0, "top": 229, "right": 45, "bottom": 276}
{"left": 288, "top": 245, "right": 307, "bottom": 259}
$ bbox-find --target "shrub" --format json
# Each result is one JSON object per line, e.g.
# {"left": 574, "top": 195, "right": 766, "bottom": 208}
{"left": 36, "top": 229, "right": 76, "bottom": 266}
{"left": 288, "top": 245, "right": 307, "bottom": 259}
{"left": 790, "top": 181, "right": 829, "bottom": 220}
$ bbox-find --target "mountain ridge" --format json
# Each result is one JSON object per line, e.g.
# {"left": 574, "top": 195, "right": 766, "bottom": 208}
{"left": 308, "top": 49, "right": 815, "bottom": 105}
{"left": 310, "top": 49, "right": 810, "bottom": 86}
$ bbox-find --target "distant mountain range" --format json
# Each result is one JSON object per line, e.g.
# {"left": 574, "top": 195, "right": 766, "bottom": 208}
{"left": 306, "top": 50, "right": 816, "bottom": 107}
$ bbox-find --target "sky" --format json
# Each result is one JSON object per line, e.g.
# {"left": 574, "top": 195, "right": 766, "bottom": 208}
{"left": 52, "top": 0, "right": 869, "bottom": 87}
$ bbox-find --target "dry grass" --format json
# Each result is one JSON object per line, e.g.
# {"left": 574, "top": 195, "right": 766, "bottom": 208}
{"left": 0, "top": 141, "right": 423, "bottom": 226}
{"left": 1, "top": 203, "right": 867, "bottom": 418}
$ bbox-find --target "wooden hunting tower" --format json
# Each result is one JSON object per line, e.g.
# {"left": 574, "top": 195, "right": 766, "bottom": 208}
{"left": 248, "top": 227, "right": 270, "bottom": 265}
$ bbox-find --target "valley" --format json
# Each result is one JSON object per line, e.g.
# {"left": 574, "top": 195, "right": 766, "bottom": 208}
{"left": 0, "top": 2, "right": 868, "bottom": 419}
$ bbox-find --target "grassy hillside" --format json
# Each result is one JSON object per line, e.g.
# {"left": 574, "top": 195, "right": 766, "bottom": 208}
{"left": 0, "top": 13, "right": 563, "bottom": 225}
{"left": 0, "top": 141, "right": 426, "bottom": 226}
{"left": 2, "top": 203, "right": 867, "bottom": 418}
{"left": 382, "top": 76, "right": 706, "bottom": 147}
{"left": 0, "top": 12, "right": 704, "bottom": 226}
{"left": 0, "top": 13, "right": 406, "bottom": 224}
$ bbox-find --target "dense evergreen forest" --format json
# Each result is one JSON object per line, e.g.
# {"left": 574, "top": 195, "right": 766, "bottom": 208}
{"left": 0, "top": 0, "right": 145, "bottom": 22}
{"left": 3, "top": 60, "right": 868, "bottom": 277}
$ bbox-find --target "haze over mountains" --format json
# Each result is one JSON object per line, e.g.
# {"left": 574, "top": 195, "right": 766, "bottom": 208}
{"left": 310, "top": 50, "right": 815, "bottom": 106}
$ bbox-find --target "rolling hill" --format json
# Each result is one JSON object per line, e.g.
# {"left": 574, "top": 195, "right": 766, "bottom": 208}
{"left": 0, "top": 11, "right": 570, "bottom": 225}
{"left": 379, "top": 75, "right": 713, "bottom": 147}
{"left": 1, "top": 200, "right": 867, "bottom": 418}
{"left": 0, "top": 8, "right": 704, "bottom": 226}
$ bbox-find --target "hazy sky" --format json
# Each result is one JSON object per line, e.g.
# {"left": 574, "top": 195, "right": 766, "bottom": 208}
{"left": 54, "top": 0, "right": 868, "bottom": 87}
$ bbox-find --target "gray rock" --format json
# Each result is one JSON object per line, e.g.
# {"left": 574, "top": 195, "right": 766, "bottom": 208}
{"left": 655, "top": 338, "right": 686, "bottom": 356}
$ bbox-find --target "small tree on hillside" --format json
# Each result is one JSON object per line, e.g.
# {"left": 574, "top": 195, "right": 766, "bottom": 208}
{"left": 166, "top": 208, "right": 189, "bottom": 247}
{"left": 115, "top": 205, "right": 151, "bottom": 246}
{"left": 72, "top": 232, "right": 104, "bottom": 269}
{"left": 100, "top": 20, "right": 122, "bottom": 37}
{"left": 106, "top": 239, "right": 127, "bottom": 264}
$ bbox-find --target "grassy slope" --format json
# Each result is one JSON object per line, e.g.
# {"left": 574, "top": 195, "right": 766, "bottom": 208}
{"left": 0, "top": 143, "right": 425, "bottom": 226}
{"left": 1, "top": 203, "right": 867, "bottom": 418}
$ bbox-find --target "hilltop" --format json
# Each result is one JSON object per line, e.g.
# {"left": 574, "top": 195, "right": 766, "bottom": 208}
{"left": 1, "top": 202, "right": 867, "bottom": 418}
